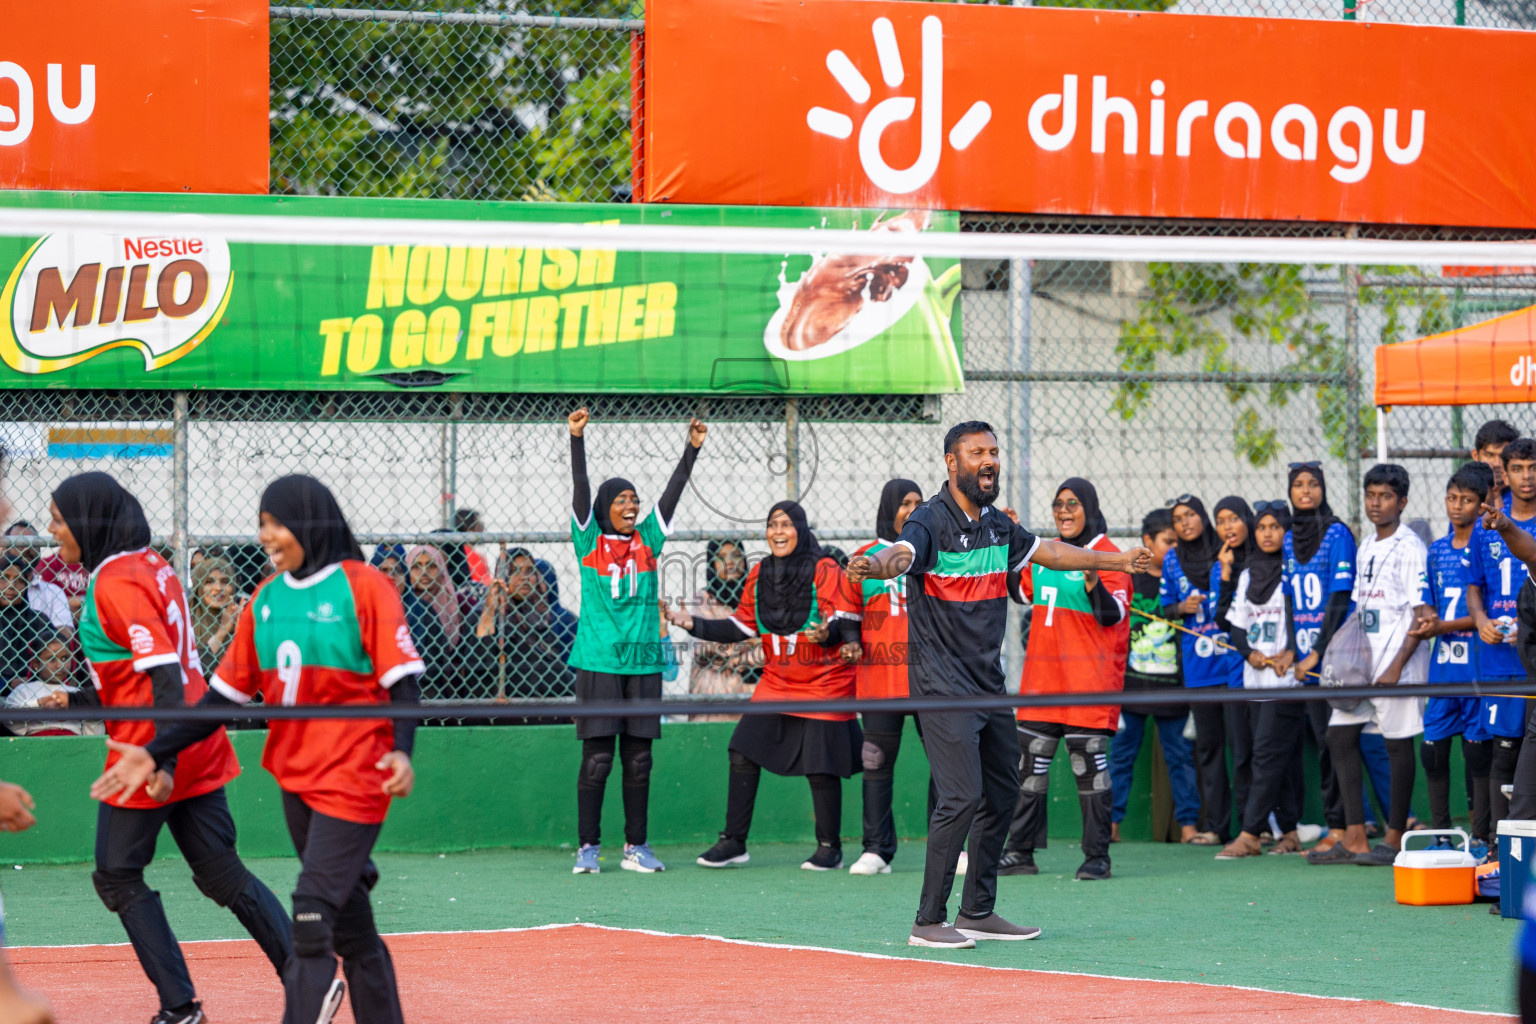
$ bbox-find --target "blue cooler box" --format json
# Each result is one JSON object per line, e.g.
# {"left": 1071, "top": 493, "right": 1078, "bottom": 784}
{"left": 1499, "top": 821, "right": 1536, "bottom": 919}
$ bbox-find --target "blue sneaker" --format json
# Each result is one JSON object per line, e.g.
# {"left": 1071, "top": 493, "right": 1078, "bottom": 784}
{"left": 622, "top": 843, "right": 666, "bottom": 873}
{"left": 573, "top": 844, "right": 601, "bottom": 874}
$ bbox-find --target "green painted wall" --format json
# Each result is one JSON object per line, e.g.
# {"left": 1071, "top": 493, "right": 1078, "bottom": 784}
{"left": 0, "top": 720, "right": 1463, "bottom": 864}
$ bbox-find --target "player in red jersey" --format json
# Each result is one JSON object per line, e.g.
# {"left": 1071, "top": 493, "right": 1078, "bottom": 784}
{"left": 847, "top": 478, "right": 924, "bottom": 876}
{"left": 668, "top": 501, "right": 865, "bottom": 871}
{"left": 44, "top": 473, "right": 291, "bottom": 1024}
{"left": 93, "top": 475, "right": 424, "bottom": 1024}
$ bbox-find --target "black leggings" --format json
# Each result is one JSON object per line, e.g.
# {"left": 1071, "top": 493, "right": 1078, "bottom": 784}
{"left": 724, "top": 749, "right": 842, "bottom": 848}
{"left": 1328, "top": 724, "right": 1415, "bottom": 832}
{"left": 577, "top": 735, "right": 654, "bottom": 847}
{"left": 1422, "top": 737, "right": 1492, "bottom": 838}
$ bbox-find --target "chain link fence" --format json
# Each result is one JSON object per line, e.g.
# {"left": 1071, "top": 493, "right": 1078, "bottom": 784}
{"left": 2, "top": 2, "right": 1534, "bottom": 724}
{"left": 7, "top": 252, "right": 1536, "bottom": 715}
{"left": 269, "top": 0, "right": 1532, "bottom": 204}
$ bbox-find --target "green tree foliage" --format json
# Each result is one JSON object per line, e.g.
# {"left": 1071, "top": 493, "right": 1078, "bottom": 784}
{"left": 1115, "top": 264, "right": 1450, "bottom": 466}
{"left": 270, "top": 2, "right": 636, "bottom": 201}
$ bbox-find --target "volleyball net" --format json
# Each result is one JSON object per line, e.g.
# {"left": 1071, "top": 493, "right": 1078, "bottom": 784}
{"left": 2, "top": 206, "right": 1536, "bottom": 720}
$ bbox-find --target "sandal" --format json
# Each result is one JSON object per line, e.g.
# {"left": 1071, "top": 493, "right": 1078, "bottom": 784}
{"left": 1186, "top": 831, "right": 1222, "bottom": 846}
{"left": 1215, "top": 837, "right": 1262, "bottom": 860}
{"left": 1306, "top": 841, "right": 1363, "bottom": 865}
{"left": 1267, "top": 833, "right": 1303, "bottom": 855}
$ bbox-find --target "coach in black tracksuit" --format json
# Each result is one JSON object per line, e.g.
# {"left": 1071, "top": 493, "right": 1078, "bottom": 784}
{"left": 848, "top": 421, "right": 1152, "bottom": 949}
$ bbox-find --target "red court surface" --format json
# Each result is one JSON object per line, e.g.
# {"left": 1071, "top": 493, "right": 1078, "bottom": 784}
{"left": 10, "top": 923, "right": 1512, "bottom": 1023}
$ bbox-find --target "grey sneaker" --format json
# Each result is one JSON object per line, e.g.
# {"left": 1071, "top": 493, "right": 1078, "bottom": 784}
{"left": 955, "top": 912, "right": 1042, "bottom": 941}
{"left": 909, "top": 921, "right": 976, "bottom": 949}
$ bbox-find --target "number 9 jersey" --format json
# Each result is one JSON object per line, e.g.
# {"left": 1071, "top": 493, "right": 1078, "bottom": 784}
{"left": 210, "top": 561, "right": 425, "bottom": 825}
{"left": 80, "top": 548, "right": 240, "bottom": 809}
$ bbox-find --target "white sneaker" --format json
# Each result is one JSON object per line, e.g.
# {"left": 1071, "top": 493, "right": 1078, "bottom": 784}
{"left": 848, "top": 851, "right": 892, "bottom": 875}
{"left": 955, "top": 851, "right": 968, "bottom": 876}
{"left": 1296, "top": 823, "right": 1324, "bottom": 844}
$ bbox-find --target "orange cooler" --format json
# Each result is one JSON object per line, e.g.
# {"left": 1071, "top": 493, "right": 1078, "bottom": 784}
{"left": 1393, "top": 829, "right": 1476, "bottom": 906}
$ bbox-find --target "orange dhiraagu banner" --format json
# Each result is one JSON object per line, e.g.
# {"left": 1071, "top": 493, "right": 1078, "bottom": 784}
{"left": 0, "top": 0, "right": 268, "bottom": 194}
{"left": 641, "top": 0, "right": 1536, "bottom": 228}
{"left": 1375, "top": 306, "right": 1536, "bottom": 407}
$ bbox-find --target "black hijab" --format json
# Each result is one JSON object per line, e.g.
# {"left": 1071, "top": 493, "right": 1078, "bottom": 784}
{"left": 51, "top": 472, "right": 152, "bottom": 572}
{"left": 595, "top": 477, "right": 638, "bottom": 535}
{"left": 1288, "top": 464, "right": 1342, "bottom": 565}
{"left": 705, "top": 539, "right": 748, "bottom": 610}
{"left": 1055, "top": 477, "right": 1108, "bottom": 547}
{"left": 1172, "top": 496, "right": 1222, "bottom": 587}
{"left": 757, "top": 501, "right": 824, "bottom": 636}
{"left": 1246, "top": 505, "right": 1292, "bottom": 605}
{"left": 876, "top": 478, "right": 922, "bottom": 544}
{"left": 259, "top": 475, "right": 364, "bottom": 580}
{"left": 1213, "top": 496, "right": 1257, "bottom": 575}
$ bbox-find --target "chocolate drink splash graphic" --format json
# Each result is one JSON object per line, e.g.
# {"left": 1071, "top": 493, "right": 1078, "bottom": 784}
{"left": 779, "top": 211, "right": 931, "bottom": 352}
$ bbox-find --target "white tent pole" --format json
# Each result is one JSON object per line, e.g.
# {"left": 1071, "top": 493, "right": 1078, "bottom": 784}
{"left": 1376, "top": 407, "right": 1389, "bottom": 463}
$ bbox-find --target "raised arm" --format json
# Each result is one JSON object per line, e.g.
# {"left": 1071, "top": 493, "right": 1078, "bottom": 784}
{"left": 655, "top": 419, "right": 706, "bottom": 524}
{"left": 569, "top": 408, "right": 591, "bottom": 523}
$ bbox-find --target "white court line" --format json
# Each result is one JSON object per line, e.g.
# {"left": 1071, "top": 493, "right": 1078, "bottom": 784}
{"left": 10, "top": 920, "right": 1512, "bottom": 1017}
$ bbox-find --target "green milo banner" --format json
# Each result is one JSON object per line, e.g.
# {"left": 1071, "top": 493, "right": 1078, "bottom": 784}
{"left": 0, "top": 193, "right": 962, "bottom": 394}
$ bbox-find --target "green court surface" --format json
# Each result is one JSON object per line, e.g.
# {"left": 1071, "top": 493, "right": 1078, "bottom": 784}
{"left": 2, "top": 840, "right": 1515, "bottom": 1015}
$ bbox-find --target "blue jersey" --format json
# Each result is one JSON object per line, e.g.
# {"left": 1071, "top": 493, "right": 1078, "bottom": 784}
{"left": 1467, "top": 517, "right": 1536, "bottom": 679}
{"left": 1423, "top": 531, "right": 1479, "bottom": 684}
{"left": 1282, "top": 522, "right": 1356, "bottom": 666}
{"left": 1159, "top": 550, "right": 1234, "bottom": 688}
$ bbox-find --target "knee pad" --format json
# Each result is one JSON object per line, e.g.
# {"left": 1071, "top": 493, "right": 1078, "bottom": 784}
{"left": 92, "top": 868, "right": 152, "bottom": 915}
{"left": 332, "top": 897, "right": 382, "bottom": 962}
{"left": 579, "top": 750, "right": 614, "bottom": 788}
{"left": 1465, "top": 739, "right": 1494, "bottom": 778}
{"left": 621, "top": 742, "right": 653, "bottom": 783}
{"left": 1018, "top": 727, "right": 1060, "bottom": 793}
{"left": 189, "top": 850, "right": 251, "bottom": 908}
{"left": 1494, "top": 737, "right": 1522, "bottom": 776}
{"left": 728, "top": 749, "right": 759, "bottom": 773}
{"left": 1066, "top": 734, "right": 1112, "bottom": 795}
{"left": 1421, "top": 739, "right": 1450, "bottom": 777}
{"left": 291, "top": 896, "right": 337, "bottom": 960}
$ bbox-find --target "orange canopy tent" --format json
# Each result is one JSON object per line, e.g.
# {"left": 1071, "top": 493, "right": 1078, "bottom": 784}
{"left": 1375, "top": 304, "right": 1536, "bottom": 408}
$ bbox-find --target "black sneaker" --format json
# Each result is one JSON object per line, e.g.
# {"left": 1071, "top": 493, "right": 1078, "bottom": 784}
{"left": 152, "top": 1003, "right": 206, "bottom": 1024}
{"left": 801, "top": 843, "right": 843, "bottom": 871}
{"left": 1076, "top": 856, "right": 1112, "bottom": 881}
{"left": 997, "top": 850, "right": 1038, "bottom": 876}
{"left": 696, "top": 834, "right": 750, "bottom": 868}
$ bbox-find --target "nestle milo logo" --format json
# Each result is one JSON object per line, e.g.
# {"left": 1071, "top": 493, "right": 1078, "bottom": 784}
{"left": 0, "top": 227, "right": 232, "bottom": 375}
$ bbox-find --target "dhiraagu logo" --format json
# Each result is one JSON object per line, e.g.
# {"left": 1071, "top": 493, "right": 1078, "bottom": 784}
{"left": 0, "top": 224, "right": 232, "bottom": 375}
{"left": 807, "top": 16, "right": 990, "bottom": 195}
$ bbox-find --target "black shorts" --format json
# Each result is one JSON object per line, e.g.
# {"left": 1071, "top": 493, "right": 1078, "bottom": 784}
{"left": 729, "top": 713, "right": 863, "bottom": 778}
{"left": 574, "top": 670, "right": 663, "bottom": 740}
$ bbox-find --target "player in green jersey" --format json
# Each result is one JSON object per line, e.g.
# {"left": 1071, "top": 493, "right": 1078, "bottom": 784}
{"left": 567, "top": 407, "right": 707, "bottom": 875}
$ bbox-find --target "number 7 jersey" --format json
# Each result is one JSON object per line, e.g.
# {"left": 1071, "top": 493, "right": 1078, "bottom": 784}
{"left": 211, "top": 561, "right": 425, "bottom": 825}
{"left": 79, "top": 548, "right": 240, "bottom": 810}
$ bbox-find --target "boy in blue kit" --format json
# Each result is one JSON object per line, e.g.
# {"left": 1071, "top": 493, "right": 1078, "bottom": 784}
{"left": 1469, "top": 437, "right": 1536, "bottom": 829}
{"left": 1409, "top": 462, "right": 1494, "bottom": 841}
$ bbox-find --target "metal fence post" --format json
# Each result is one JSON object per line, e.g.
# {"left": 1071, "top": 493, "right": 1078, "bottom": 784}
{"left": 1009, "top": 258, "right": 1033, "bottom": 529}
{"left": 172, "top": 391, "right": 190, "bottom": 581}
{"left": 785, "top": 398, "right": 800, "bottom": 501}
{"left": 1344, "top": 262, "right": 1363, "bottom": 537}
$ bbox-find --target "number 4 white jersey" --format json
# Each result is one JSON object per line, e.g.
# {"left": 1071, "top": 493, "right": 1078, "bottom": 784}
{"left": 1352, "top": 525, "right": 1430, "bottom": 683}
